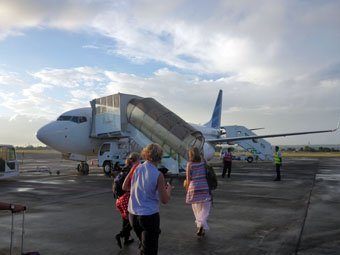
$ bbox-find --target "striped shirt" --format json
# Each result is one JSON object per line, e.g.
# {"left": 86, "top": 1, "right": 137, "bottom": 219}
{"left": 186, "top": 161, "right": 211, "bottom": 204}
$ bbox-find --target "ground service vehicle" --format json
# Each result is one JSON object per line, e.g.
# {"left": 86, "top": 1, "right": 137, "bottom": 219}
{"left": 98, "top": 141, "right": 130, "bottom": 176}
{"left": 233, "top": 153, "right": 255, "bottom": 163}
{"left": 0, "top": 145, "right": 19, "bottom": 178}
{"left": 220, "top": 147, "right": 255, "bottom": 163}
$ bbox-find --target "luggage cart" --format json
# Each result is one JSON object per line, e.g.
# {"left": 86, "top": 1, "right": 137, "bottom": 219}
{"left": 0, "top": 202, "right": 39, "bottom": 255}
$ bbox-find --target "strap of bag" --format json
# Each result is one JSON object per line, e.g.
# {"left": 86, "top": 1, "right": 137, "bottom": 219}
{"left": 128, "top": 163, "right": 139, "bottom": 186}
{"left": 204, "top": 160, "right": 214, "bottom": 206}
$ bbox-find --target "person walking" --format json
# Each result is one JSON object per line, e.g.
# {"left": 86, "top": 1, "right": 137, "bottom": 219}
{"left": 114, "top": 152, "right": 140, "bottom": 249}
{"left": 127, "top": 143, "right": 174, "bottom": 255}
{"left": 185, "top": 147, "right": 212, "bottom": 237}
{"left": 222, "top": 147, "right": 233, "bottom": 178}
{"left": 274, "top": 146, "right": 282, "bottom": 181}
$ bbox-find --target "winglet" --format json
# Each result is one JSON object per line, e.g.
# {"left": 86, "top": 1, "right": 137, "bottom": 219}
{"left": 332, "top": 117, "right": 340, "bottom": 132}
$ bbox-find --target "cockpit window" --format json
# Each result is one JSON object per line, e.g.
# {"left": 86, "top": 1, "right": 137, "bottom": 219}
{"left": 79, "top": 116, "right": 87, "bottom": 123}
{"left": 57, "top": 116, "right": 72, "bottom": 121}
{"left": 57, "top": 116, "right": 87, "bottom": 123}
{"left": 71, "top": 116, "right": 79, "bottom": 123}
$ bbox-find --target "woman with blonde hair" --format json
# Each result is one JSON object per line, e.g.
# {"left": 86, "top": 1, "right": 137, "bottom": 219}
{"left": 185, "top": 146, "right": 211, "bottom": 237}
{"left": 126, "top": 143, "right": 174, "bottom": 255}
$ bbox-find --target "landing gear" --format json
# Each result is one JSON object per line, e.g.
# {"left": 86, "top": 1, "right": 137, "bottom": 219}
{"left": 77, "top": 162, "right": 89, "bottom": 175}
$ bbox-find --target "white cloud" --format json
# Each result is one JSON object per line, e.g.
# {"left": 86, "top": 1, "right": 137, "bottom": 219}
{"left": 22, "top": 83, "right": 51, "bottom": 97}
{"left": 70, "top": 89, "right": 99, "bottom": 100}
{"left": 0, "top": 0, "right": 109, "bottom": 34}
{"left": 0, "top": 70, "right": 28, "bottom": 87}
{"left": 82, "top": 44, "right": 99, "bottom": 49}
{"left": 32, "top": 67, "right": 109, "bottom": 88}
{"left": 87, "top": 0, "right": 340, "bottom": 86}
{"left": 2, "top": 0, "right": 340, "bottom": 85}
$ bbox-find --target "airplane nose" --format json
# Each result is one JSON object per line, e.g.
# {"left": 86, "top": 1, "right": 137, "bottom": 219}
{"left": 36, "top": 125, "right": 49, "bottom": 145}
{"left": 36, "top": 121, "right": 68, "bottom": 152}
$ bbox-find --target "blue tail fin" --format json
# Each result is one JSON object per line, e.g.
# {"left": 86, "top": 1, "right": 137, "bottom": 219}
{"left": 204, "top": 89, "right": 222, "bottom": 129}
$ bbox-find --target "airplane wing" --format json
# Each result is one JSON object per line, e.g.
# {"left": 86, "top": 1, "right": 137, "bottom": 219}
{"left": 206, "top": 119, "right": 340, "bottom": 144}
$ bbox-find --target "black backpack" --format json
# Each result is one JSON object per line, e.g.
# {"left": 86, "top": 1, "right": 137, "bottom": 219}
{"left": 112, "top": 172, "right": 127, "bottom": 198}
{"left": 206, "top": 164, "right": 218, "bottom": 191}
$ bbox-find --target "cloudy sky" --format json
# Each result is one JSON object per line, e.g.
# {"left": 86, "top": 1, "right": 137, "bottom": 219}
{"left": 0, "top": 0, "right": 340, "bottom": 146}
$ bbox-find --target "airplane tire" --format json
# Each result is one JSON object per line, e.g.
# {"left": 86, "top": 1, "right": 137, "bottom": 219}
{"left": 247, "top": 157, "right": 253, "bottom": 163}
{"left": 103, "top": 162, "right": 112, "bottom": 176}
{"left": 79, "top": 163, "right": 89, "bottom": 175}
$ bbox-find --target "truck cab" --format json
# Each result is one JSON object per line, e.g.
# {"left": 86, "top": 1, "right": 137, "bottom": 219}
{"left": 98, "top": 141, "right": 130, "bottom": 176}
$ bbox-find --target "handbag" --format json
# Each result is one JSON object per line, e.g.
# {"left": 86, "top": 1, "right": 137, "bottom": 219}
{"left": 116, "top": 192, "right": 130, "bottom": 220}
{"left": 115, "top": 163, "right": 139, "bottom": 219}
{"left": 205, "top": 163, "right": 218, "bottom": 191}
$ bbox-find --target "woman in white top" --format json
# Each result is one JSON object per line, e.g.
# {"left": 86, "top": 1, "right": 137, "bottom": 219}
{"left": 123, "top": 143, "right": 174, "bottom": 255}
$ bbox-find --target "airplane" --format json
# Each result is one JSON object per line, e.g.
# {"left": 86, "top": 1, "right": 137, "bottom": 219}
{"left": 36, "top": 89, "right": 339, "bottom": 174}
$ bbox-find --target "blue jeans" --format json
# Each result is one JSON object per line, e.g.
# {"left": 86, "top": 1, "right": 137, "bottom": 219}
{"left": 129, "top": 213, "right": 161, "bottom": 255}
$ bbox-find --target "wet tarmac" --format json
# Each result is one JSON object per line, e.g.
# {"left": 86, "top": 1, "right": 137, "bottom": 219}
{"left": 1, "top": 154, "right": 340, "bottom": 255}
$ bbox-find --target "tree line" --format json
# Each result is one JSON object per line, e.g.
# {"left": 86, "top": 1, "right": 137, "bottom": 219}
{"left": 15, "top": 145, "right": 52, "bottom": 150}
{"left": 282, "top": 146, "right": 340, "bottom": 152}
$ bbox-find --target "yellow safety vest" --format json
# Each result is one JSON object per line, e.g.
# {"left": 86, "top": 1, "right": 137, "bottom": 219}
{"left": 275, "top": 152, "right": 281, "bottom": 165}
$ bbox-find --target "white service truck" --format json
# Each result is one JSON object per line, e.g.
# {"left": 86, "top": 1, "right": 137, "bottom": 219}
{"left": 97, "top": 140, "right": 130, "bottom": 176}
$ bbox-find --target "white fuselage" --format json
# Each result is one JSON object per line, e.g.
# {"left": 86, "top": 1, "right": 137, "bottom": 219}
{"left": 36, "top": 108, "right": 102, "bottom": 156}
{"left": 37, "top": 108, "right": 218, "bottom": 161}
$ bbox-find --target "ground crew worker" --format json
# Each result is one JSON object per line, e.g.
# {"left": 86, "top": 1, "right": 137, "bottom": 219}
{"left": 222, "top": 148, "right": 233, "bottom": 178}
{"left": 274, "top": 146, "right": 282, "bottom": 181}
